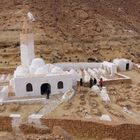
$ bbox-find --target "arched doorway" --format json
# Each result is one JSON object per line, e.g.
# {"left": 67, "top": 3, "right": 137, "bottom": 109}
{"left": 41, "top": 83, "right": 51, "bottom": 95}
{"left": 126, "top": 63, "right": 129, "bottom": 70}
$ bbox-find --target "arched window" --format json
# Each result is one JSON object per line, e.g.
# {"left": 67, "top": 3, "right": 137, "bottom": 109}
{"left": 26, "top": 83, "right": 33, "bottom": 92}
{"left": 57, "top": 81, "right": 63, "bottom": 89}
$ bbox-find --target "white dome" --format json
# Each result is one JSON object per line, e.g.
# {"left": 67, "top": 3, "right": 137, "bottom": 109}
{"left": 31, "top": 58, "right": 45, "bottom": 68}
{"left": 14, "top": 66, "right": 29, "bottom": 77}
{"left": 29, "top": 58, "right": 45, "bottom": 74}
{"left": 35, "top": 65, "right": 51, "bottom": 75}
{"left": 51, "top": 66, "right": 64, "bottom": 74}
{"left": 29, "top": 65, "right": 36, "bottom": 74}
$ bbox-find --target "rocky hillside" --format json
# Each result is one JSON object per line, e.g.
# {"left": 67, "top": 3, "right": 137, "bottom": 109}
{"left": 0, "top": 0, "right": 140, "bottom": 72}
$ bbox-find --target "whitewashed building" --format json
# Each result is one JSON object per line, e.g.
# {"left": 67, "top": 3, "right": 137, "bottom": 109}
{"left": 12, "top": 18, "right": 73, "bottom": 97}
{"left": 11, "top": 14, "right": 134, "bottom": 98}
{"left": 113, "top": 58, "right": 133, "bottom": 71}
{"left": 14, "top": 73, "right": 72, "bottom": 97}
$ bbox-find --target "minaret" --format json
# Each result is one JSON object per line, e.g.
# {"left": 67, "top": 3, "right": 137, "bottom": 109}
{"left": 20, "top": 17, "right": 35, "bottom": 66}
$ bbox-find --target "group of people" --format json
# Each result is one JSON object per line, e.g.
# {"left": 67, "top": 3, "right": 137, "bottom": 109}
{"left": 46, "top": 77, "right": 104, "bottom": 99}
{"left": 80, "top": 77, "right": 104, "bottom": 89}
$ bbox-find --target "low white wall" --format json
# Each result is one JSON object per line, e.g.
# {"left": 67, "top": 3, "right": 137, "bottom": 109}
{"left": 54, "top": 62, "right": 102, "bottom": 70}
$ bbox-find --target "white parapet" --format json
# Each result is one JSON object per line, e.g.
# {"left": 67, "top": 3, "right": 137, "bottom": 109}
{"left": 10, "top": 114, "right": 21, "bottom": 127}
{"left": 28, "top": 114, "right": 43, "bottom": 125}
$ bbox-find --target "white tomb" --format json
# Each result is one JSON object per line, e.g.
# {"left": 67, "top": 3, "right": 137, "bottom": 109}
{"left": 10, "top": 114, "right": 21, "bottom": 127}
{"left": 113, "top": 58, "right": 133, "bottom": 71}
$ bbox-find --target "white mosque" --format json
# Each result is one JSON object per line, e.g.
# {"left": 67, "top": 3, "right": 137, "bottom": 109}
{"left": 12, "top": 13, "right": 133, "bottom": 98}
{"left": 13, "top": 19, "right": 74, "bottom": 97}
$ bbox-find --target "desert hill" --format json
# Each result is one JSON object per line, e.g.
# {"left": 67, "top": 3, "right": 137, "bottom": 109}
{"left": 0, "top": 0, "right": 140, "bottom": 72}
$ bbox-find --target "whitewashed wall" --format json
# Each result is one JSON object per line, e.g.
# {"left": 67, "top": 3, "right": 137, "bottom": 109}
{"left": 54, "top": 62, "right": 102, "bottom": 70}
{"left": 14, "top": 74, "right": 73, "bottom": 97}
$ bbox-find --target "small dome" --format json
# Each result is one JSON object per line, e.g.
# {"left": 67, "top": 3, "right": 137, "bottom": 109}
{"left": 14, "top": 65, "right": 29, "bottom": 77}
{"left": 29, "top": 58, "right": 45, "bottom": 74}
{"left": 29, "top": 65, "right": 37, "bottom": 74}
{"left": 35, "top": 65, "right": 50, "bottom": 75}
{"left": 31, "top": 58, "right": 45, "bottom": 68}
{"left": 51, "top": 66, "right": 64, "bottom": 74}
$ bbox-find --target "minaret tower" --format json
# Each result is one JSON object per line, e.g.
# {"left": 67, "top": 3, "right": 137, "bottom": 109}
{"left": 20, "top": 17, "right": 35, "bottom": 66}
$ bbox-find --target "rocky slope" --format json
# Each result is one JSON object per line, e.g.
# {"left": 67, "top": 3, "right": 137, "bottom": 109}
{"left": 0, "top": 0, "right": 140, "bottom": 72}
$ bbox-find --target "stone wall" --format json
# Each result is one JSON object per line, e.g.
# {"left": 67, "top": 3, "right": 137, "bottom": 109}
{"left": 41, "top": 117, "right": 140, "bottom": 140}
{"left": 20, "top": 123, "right": 51, "bottom": 134}
{"left": 0, "top": 116, "right": 12, "bottom": 131}
{"left": 54, "top": 62, "right": 102, "bottom": 70}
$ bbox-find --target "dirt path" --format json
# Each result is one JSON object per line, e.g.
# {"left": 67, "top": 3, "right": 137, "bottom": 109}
{"left": 37, "top": 94, "right": 63, "bottom": 115}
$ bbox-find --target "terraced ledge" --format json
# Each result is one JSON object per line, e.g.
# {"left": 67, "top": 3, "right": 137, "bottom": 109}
{"left": 41, "top": 117, "right": 140, "bottom": 139}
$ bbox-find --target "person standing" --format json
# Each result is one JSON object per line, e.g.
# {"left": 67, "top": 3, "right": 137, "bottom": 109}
{"left": 93, "top": 78, "right": 97, "bottom": 85}
{"left": 80, "top": 78, "right": 83, "bottom": 86}
{"left": 99, "top": 78, "right": 104, "bottom": 89}
{"left": 46, "top": 89, "right": 50, "bottom": 99}
{"left": 89, "top": 78, "right": 93, "bottom": 88}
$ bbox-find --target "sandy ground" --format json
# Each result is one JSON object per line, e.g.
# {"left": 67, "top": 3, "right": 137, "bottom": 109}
{"left": 0, "top": 104, "right": 43, "bottom": 122}
{"left": 0, "top": 132, "right": 98, "bottom": 140}
{"left": 47, "top": 71, "right": 140, "bottom": 124}
{"left": 74, "top": 136, "right": 97, "bottom": 140}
